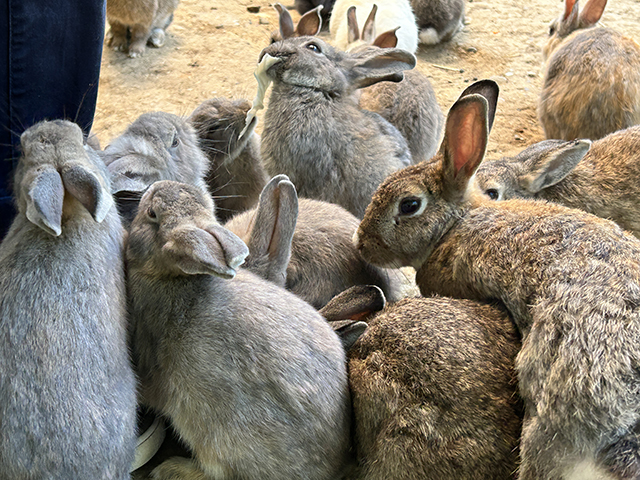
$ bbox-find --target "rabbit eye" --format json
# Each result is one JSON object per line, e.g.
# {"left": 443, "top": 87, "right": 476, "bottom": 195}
{"left": 147, "top": 207, "right": 157, "bottom": 220}
{"left": 399, "top": 197, "right": 421, "bottom": 216}
{"left": 549, "top": 25, "right": 556, "bottom": 36}
{"left": 486, "top": 189, "right": 500, "bottom": 200}
{"left": 170, "top": 133, "right": 180, "bottom": 149}
{"left": 306, "top": 43, "right": 321, "bottom": 54}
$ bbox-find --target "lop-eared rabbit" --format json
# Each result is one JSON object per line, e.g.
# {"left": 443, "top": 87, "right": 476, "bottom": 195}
{"left": 538, "top": 0, "right": 640, "bottom": 140}
{"left": 0, "top": 120, "right": 137, "bottom": 478}
{"left": 126, "top": 180, "right": 352, "bottom": 480}
{"left": 260, "top": 36, "right": 415, "bottom": 218}
{"left": 355, "top": 80, "right": 640, "bottom": 479}
{"left": 106, "top": 0, "right": 180, "bottom": 57}
{"left": 475, "top": 125, "right": 640, "bottom": 239}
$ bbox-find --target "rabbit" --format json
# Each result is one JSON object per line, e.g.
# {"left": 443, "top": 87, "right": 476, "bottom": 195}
{"left": 188, "top": 98, "right": 269, "bottom": 223}
{"left": 0, "top": 120, "right": 137, "bottom": 479}
{"left": 538, "top": 0, "right": 640, "bottom": 141}
{"left": 106, "top": 0, "right": 180, "bottom": 57}
{"left": 329, "top": 288, "right": 522, "bottom": 480}
{"left": 354, "top": 79, "right": 640, "bottom": 479}
{"left": 270, "top": 3, "right": 323, "bottom": 43}
{"left": 475, "top": 125, "right": 640, "bottom": 239}
{"left": 102, "top": 111, "right": 210, "bottom": 228}
{"left": 259, "top": 36, "right": 415, "bottom": 219}
{"left": 410, "top": 0, "right": 465, "bottom": 45}
{"left": 224, "top": 176, "right": 410, "bottom": 309}
{"left": 347, "top": 13, "right": 444, "bottom": 162}
{"left": 294, "top": 0, "right": 335, "bottom": 24}
{"left": 330, "top": 0, "right": 419, "bottom": 53}
{"left": 126, "top": 180, "right": 352, "bottom": 480}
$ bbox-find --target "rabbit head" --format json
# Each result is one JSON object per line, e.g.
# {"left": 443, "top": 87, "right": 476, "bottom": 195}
{"left": 474, "top": 139, "right": 591, "bottom": 202}
{"left": 544, "top": 0, "right": 607, "bottom": 59}
{"left": 354, "top": 80, "right": 499, "bottom": 269}
{"left": 15, "top": 119, "right": 114, "bottom": 237}
{"left": 128, "top": 180, "right": 248, "bottom": 279}
{"left": 270, "top": 3, "right": 323, "bottom": 43}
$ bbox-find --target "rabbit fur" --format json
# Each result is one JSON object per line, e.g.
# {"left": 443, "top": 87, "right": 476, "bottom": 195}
{"left": 0, "top": 120, "right": 137, "bottom": 479}
{"left": 260, "top": 36, "right": 415, "bottom": 219}
{"left": 355, "top": 79, "right": 640, "bottom": 479}
{"left": 224, "top": 177, "right": 408, "bottom": 309}
{"left": 106, "top": 0, "right": 180, "bottom": 57}
{"left": 126, "top": 180, "right": 352, "bottom": 480}
{"left": 410, "top": 0, "right": 465, "bottom": 45}
{"left": 475, "top": 125, "right": 640, "bottom": 239}
{"left": 538, "top": 0, "right": 640, "bottom": 141}
{"left": 270, "top": 3, "right": 323, "bottom": 43}
{"left": 330, "top": 0, "right": 418, "bottom": 53}
{"left": 188, "top": 98, "right": 269, "bottom": 223}
{"left": 102, "top": 111, "right": 210, "bottom": 228}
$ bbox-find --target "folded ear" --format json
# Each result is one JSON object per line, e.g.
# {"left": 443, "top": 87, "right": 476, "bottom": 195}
{"left": 163, "top": 225, "right": 249, "bottom": 278}
{"left": 320, "top": 285, "right": 386, "bottom": 321}
{"left": 373, "top": 27, "right": 399, "bottom": 48}
{"left": 61, "top": 164, "right": 114, "bottom": 223}
{"left": 348, "top": 47, "right": 416, "bottom": 89}
{"left": 25, "top": 167, "right": 64, "bottom": 236}
{"left": 246, "top": 174, "right": 298, "bottom": 287}
{"left": 520, "top": 139, "right": 591, "bottom": 193}
{"left": 274, "top": 3, "right": 295, "bottom": 39}
{"left": 296, "top": 4, "right": 322, "bottom": 36}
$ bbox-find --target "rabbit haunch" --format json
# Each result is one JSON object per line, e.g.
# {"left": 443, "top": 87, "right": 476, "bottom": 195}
{"left": 355, "top": 80, "right": 640, "bottom": 479}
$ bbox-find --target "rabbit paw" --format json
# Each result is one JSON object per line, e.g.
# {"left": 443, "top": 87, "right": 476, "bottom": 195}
{"left": 151, "top": 457, "right": 207, "bottom": 480}
{"left": 148, "top": 28, "right": 166, "bottom": 48}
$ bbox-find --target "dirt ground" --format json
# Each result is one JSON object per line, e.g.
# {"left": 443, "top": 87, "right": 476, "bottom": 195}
{"left": 93, "top": 0, "right": 640, "bottom": 160}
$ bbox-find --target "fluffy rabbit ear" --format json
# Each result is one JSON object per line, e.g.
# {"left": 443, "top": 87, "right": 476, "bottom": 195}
{"left": 163, "top": 224, "right": 249, "bottom": 278}
{"left": 320, "top": 285, "right": 386, "bottom": 322}
{"left": 25, "top": 167, "right": 65, "bottom": 236}
{"left": 563, "top": 0, "right": 579, "bottom": 21}
{"left": 457, "top": 79, "right": 499, "bottom": 131}
{"left": 442, "top": 94, "right": 491, "bottom": 196}
{"left": 296, "top": 4, "right": 323, "bottom": 36}
{"left": 361, "top": 4, "right": 378, "bottom": 44}
{"left": 347, "top": 6, "right": 360, "bottom": 43}
{"left": 520, "top": 139, "right": 591, "bottom": 194}
{"left": 579, "top": 0, "right": 607, "bottom": 27}
{"left": 373, "top": 27, "right": 399, "bottom": 48}
{"left": 61, "top": 164, "right": 114, "bottom": 223}
{"left": 246, "top": 174, "right": 298, "bottom": 287}
{"left": 275, "top": 3, "right": 295, "bottom": 39}
{"left": 348, "top": 47, "right": 416, "bottom": 89}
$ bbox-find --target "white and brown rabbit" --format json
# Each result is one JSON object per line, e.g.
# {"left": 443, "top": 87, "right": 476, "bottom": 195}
{"left": 106, "top": 0, "right": 180, "bottom": 57}
{"left": 475, "top": 125, "right": 640, "bottom": 238}
{"left": 355, "top": 79, "right": 640, "bottom": 479}
{"left": 0, "top": 120, "right": 137, "bottom": 478}
{"left": 260, "top": 36, "right": 415, "bottom": 219}
{"left": 538, "top": 0, "right": 640, "bottom": 140}
{"left": 126, "top": 180, "right": 352, "bottom": 480}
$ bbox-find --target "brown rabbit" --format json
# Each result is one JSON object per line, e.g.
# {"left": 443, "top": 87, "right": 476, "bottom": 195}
{"left": 475, "top": 125, "right": 640, "bottom": 238}
{"left": 538, "top": 0, "right": 640, "bottom": 140}
{"left": 106, "top": 0, "right": 180, "bottom": 57}
{"left": 355, "top": 79, "right": 640, "bottom": 479}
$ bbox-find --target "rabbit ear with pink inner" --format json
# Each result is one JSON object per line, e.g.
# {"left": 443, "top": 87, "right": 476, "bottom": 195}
{"left": 579, "top": 0, "right": 607, "bottom": 26}
{"left": 296, "top": 4, "right": 323, "bottom": 35}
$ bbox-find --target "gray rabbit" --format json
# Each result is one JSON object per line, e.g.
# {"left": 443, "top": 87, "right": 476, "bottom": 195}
{"left": 0, "top": 120, "right": 137, "bottom": 479}
{"left": 411, "top": 0, "right": 465, "bottom": 45}
{"left": 102, "top": 111, "right": 210, "bottom": 227}
{"left": 475, "top": 125, "right": 640, "bottom": 238}
{"left": 126, "top": 180, "right": 352, "bottom": 480}
{"left": 187, "top": 98, "right": 269, "bottom": 223}
{"left": 355, "top": 79, "right": 640, "bottom": 479}
{"left": 259, "top": 36, "right": 415, "bottom": 218}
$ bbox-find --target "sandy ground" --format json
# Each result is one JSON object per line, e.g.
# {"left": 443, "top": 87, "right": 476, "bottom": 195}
{"left": 93, "top": 0, "right": 640, "bottom": 162}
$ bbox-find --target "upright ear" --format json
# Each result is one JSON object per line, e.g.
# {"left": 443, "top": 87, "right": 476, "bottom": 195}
{"left": 274, "top": 3, "right": 295, "bottom": 40}
{"left": 24, "top": 167, "right": 64, "bottom": 236}
{"left": 246, "top": 174, "right": 298, "bottom": 287}
{"left": 373, "top": 27, "right": 399, "bottom": 48}
{"left": 442, "top": 94, "right": 491, "bottom": 195}
{"left": 296, "top": 4, "right": 323, "bottom": 36}
{"left": 61, "top": 164, "right": 114, "bottom": 223}
{"left": 563, "top": 0, "right": 578, "bottom": 21}
{"left": 347, "top": 6, "right": 360, "bottom": 44}
{"left": 361, "top": 4, "right": 378, "bottom": 44}
{"left": 320, "top": 285, "right": 386, "bottom": 321}
{"left": 348, "top": 48, "right": 416, "bottom": 89}
{"left": 520, "top": 139, "right": 591, "bottom": 193}
{"left": 163, "top": 224, "right": 249, "bottom": 278}
{"left": 456, "top": 79, "right": 499, "bottom": 131}
{"left": 579, "top": 0, "right": 607, "bottom": 26}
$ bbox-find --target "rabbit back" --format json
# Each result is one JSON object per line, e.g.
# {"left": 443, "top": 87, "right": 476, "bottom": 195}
{"left": 410, "top": 0, "right": 465, "bottom": 45}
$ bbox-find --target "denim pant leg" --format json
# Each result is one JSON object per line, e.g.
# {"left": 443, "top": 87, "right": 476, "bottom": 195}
{"left": 0, "top": 0, "right": 106, "bottom": 239}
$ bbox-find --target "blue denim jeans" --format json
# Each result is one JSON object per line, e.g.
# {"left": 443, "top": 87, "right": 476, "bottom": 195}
{"left": 0, "top": 0, "right": 105, "bottom": 238}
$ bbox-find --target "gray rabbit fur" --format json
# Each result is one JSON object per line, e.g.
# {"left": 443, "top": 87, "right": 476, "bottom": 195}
{"left": 0, "top": 120, "right": 137, "bottom": 479}
{"left": 475, "top": 125, "right": 640, "bottom": 238}
{"left": 225, "top": 179, "right": 406, "bottom": 309}
{"left": 126, "top": 180, "right": 352, "bottom": 480}
{"left": 410, "top": 0, "right": 465, "bottom": 45}
{"left": 102, "top": 111, "right": 210, "bottom": 228}
{"left": 260, "top": 36, "right": 415, "bottom": 219}
{"left": 187, "top": 98, "right": 269, "bottom": 223}
{"left": 106, "top": 0, "right": 180, "bottom": 57}
{"left": 538, "top": 0, "right": 640, "bottom": 141}
{"left": 355, "top": 80, "right": 640, "bottom": 479}
{"left": 346, "top": 294, "right": 522, "bottom": 480}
